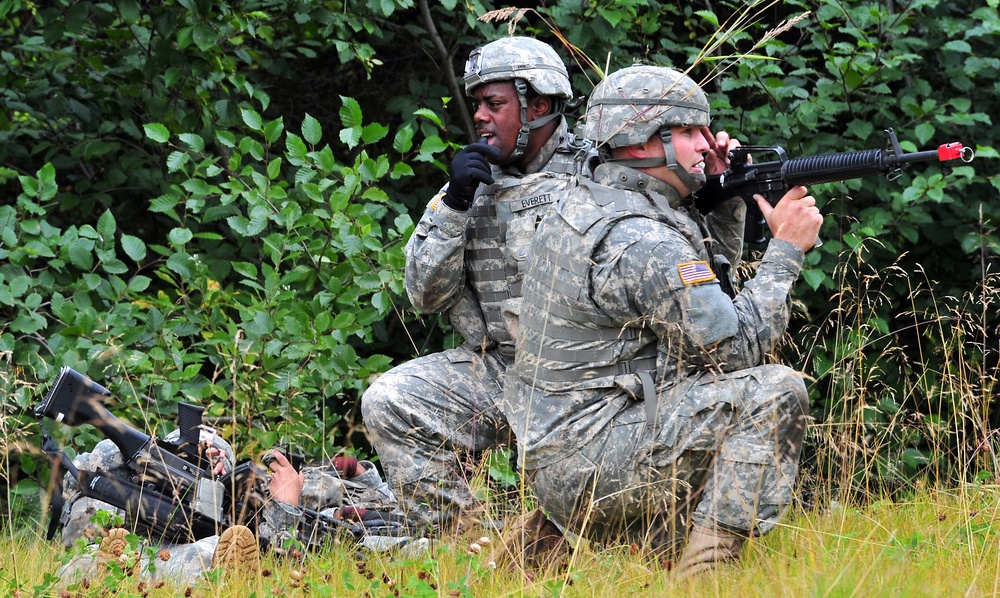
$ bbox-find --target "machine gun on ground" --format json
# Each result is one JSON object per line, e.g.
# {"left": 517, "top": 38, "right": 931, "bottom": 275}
{"left": 36, "top": 367, "right": 424, "bottom": 550}
{"left": 695, "top": 128, "right": 975, "bottom": 243}
{"left": 36, "top": 366, "right": 261, "bottom": 542}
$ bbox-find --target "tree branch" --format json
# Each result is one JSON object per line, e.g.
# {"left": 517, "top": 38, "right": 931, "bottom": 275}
{"left": 418, "top": 0, "right": 476, "bottom": 140}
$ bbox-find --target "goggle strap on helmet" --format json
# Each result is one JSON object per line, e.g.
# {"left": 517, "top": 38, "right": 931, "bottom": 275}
{"left": 588, "top": 97, "right": 709, "bottom": 113}
{"left": 472, "top": 62, "right": 568, "bottom": 81}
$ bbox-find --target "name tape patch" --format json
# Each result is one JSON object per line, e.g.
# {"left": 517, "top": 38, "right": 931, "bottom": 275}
{"left": 677, "top": 261, "right": 717, "bottom": 285}
{"left": 510, "top": 193, "right": 553, "bottom": 212}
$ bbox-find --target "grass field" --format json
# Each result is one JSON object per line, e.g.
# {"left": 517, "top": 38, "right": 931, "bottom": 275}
{"left": 3, "top": 482, "right": 999, "bottom": 597}
{"left": 3, "top": 253, "right": 996, "bottom": 597}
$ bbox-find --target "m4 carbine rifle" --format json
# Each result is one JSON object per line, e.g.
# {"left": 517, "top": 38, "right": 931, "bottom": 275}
{"left": 695, "top": 128, "right": 975, "bottom": 243}
{"left": 36, "top": 367, "right": 262, "bottom": 542}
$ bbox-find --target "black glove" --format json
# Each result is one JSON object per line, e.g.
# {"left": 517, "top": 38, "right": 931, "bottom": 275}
{"left": 443, "top": 139, "right": 501, "bottom": 210}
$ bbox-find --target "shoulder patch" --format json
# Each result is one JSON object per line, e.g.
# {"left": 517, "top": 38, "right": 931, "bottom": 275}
{"left": 429, "top": 190, "right": 446, "bottom": 211}
{"left": 677, "top": 261, "right": 717, "bottom": 285}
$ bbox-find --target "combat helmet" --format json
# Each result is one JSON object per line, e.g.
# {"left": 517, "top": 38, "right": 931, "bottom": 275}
{"left": 463, "top": 37, "right": 573, "bottom": 162}
{"left": 463, "top": 36, "right": 573, "bottom": 99}
{"left": 583, "top": 64, "right": 711, "bottom": 192}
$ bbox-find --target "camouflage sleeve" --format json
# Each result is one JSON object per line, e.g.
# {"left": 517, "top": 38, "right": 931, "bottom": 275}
{"left": 444, "top": 284, "right": 491, "bottom": 348}
{"left": 257, "top": 500, "right": 303, "bottom": 550}
{"left": 404, "top": 185, "right": 473, "bottom": 314}
{"left": 704, "top": 197, "right": 746, "bottom": 269}
{"left": 596, "top": 220, "right": 802, "bottom": 371}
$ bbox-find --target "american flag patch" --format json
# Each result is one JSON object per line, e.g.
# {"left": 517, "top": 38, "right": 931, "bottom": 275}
{"left": 677, "top": 261, "right": 716, "bottom": 285}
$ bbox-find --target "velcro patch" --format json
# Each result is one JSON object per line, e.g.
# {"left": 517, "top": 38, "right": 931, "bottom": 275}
{"left": 677, "top": 261, "right": 716, "bottom": 285}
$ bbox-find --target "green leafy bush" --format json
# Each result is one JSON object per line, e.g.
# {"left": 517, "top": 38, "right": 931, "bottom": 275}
{"left": 3, "top": 0, "right": 1000, "bottom": 533}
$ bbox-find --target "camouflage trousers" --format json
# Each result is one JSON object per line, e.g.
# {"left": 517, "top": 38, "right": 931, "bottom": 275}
{"left": 361, "top": 343, "right": 513, "bottom": 525}
{"left": 56, "top": 532, "right": 219, "bottom": 585}
{"left": 529, "top": 364, "right": 808, "bottom": 556}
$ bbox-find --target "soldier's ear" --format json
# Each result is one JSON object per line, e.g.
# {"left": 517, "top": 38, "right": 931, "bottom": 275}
{"left": 625, "top": 138, "right": 655, "bottom": 160}
{"left": 530, "top": 95, "right": 554, "bottom": 118}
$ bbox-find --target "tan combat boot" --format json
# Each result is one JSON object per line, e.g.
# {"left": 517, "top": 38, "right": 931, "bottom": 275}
{"left": 211, "top": 525, "right": 261, "bottom": 577}
{"left": 673, "top": 524, "right": 745, "bottom": 578}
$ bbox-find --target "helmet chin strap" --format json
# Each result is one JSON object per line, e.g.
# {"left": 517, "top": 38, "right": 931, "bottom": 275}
{"left": 607, "top": 128, "right": 706, "bottom": 194}
{"left": 505, "top": 79, "right": 562, "bottom": 165}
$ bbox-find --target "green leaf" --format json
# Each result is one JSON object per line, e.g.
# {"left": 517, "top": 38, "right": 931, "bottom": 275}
{"left": 150, "top": 194, "right": 180, "bottom": 214}
{"left": 178, "top": 133, "right": 205, "bottom": 152}
{"left": 302, "top": 113, "right": 322, "bottom": 145}
{"left": 339, "top": 96, "right": 363, "bottom": 130}
{"left": 100, "top": 258, "right": 128, "bottom": 275}
{"left": 121, "top": 234, "right": 146, "bottom": 261}
{"left": 128, "top": 276, "right": 151, "bottom": 293}
{"left": 192, "top": 24, "right": 218, "bottom": 52}
{"left": 694, "top": 9, "right": 719, "bottom": 27}
{"left": 801, "top": 268, "right": 826, "bottom": 291}
{"left": 11, "top": 312, "right": 45, "bottom": 334}
{"left": 914, "top": 123, "right": 935, "bottom": 146}
{"left": 97, "top": 210, "right": 116, "bottom": 251}
{"left": 166, "top": 151, "right": 189, "bottom": 173}
{"left": 66, "top": 238, "right": 95, "bottom": 270}
{"left": 23, "top": 240, "right": 55, "bottom": 258}
{"left": 264, "top": 117, "right": 285, "bottom": 144}
{"left": 391, "top": 162, "right": 414, "bottom": 179}
{"left": 36, "top": 163, "right": 57, "bottom": 202}
{"left": 942, "top": 40, "right": 972, "bottom": 53}
{"left": 232, "top": 262, "right": 258, "bottom": 278}
{"left": 241, "top": 107, "right": 263, "bottom": 130}
{"left": 393, "top": 125, "right": 414, "bottom": 153}
{"left": 361, "top": 122, "right": 389, "bottom": 144}
{"left": 267, "top": 157, "right": 282, "bottom": 180}
{"left": 286, "top": 133, "right": 308, "bottom": 166}
{"left": 144, "top": 123, "right": 170, "bottom": 143}
{"left": 413, "top": 107, "right": 443, "bottom": 128}
{"left": 182, "top": 178, "right": 212, "bottom": 197}
{"left": 313, "top": 146, "right": 336, "bottom": 172}
{"left": 216, "top": 130, "right": 236, "bottom": 148}
{"left": 169, "top": 227, "right": 194, "bottom": 246}
{"left": 340, "top": 126, "right": 362, "bottom": 149}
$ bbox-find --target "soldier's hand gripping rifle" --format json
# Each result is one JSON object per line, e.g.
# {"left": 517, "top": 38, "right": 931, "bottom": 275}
{"left": 36, "top": 366, "right": 229, "bottom": 542}
{"left": 695, "top": 128, "right": 975, "bottom": 243}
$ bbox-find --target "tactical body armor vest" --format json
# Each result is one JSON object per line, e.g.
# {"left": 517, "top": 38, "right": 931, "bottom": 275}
{"left": 515, "top": 179, "right": 664, "bottom": 400}
{"left": 515, "top": 167, "right": 731, "bottom": 423}
{"left": 463, "top": 133, "right": 594, "bottom": 355}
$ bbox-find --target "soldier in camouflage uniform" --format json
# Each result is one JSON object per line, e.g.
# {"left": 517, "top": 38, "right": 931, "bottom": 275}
{"left": 361, "top": 36, "right": 595, "bottom": 528}
{"left": 56, "top": 434, "right": 396, "bottom": 585}
{"left": 504, "top": 65, "right": 822, "bottom": 574}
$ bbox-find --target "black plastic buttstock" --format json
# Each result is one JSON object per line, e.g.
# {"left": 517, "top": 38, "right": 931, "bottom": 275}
{"left": 35, "top": 367, "right": 152, "bottom": 463}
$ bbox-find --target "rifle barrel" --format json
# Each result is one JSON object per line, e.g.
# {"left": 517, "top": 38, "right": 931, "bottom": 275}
{"left": 781, "top": 148, "right": 885, "bottom": 187}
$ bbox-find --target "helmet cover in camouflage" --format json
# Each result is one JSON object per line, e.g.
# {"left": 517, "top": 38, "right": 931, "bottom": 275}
{"left": 464, "top": 37, "right": 572, "bottom": 99}
{"left": 583, "top": 65, "right": 710, "bottom": 149}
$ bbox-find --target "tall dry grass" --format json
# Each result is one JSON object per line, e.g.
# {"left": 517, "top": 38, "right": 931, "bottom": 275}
{"left": 3, "top": 241, "right": 998, "bottom": 596}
